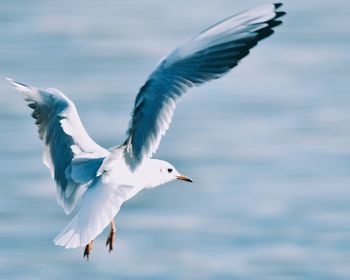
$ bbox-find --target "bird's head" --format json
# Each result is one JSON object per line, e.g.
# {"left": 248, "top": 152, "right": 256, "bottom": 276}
{"left": 140, "top": 159, "right": 192, "bottom": 189}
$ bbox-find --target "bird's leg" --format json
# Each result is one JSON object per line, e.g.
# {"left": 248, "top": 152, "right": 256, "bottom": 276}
{"left": 105, "top": 220, "right": 116, "bottom": 253}
{"left": 83, "top": 240, "right": 93, "bottom": 260}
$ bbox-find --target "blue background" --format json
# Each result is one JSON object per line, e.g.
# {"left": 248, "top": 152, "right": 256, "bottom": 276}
{"left": 0, "top": 1, "right": 349, "bottom": 279}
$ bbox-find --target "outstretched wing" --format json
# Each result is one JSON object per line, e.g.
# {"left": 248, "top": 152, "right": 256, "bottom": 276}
{"left": 123, "top": 3, "right": 285, "bottom": 167}
{"left": 8, "top": 78, "right": 109, "bottom": 214}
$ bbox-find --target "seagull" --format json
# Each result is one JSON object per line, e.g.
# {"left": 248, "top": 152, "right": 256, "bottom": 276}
{"left": 7, "top": 3, "right": 285, "bottom": 260}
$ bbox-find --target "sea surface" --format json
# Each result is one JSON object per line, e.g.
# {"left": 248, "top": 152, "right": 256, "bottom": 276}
{"left": 0, "top": 1, "right": 349, "bottom": 279}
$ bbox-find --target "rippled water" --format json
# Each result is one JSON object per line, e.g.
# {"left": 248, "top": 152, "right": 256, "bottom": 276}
{"left": 0, "top": 1, "right": 349, "bottom": 279}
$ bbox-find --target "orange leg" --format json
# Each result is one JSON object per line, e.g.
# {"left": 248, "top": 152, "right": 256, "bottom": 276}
{"left": 83, "top": 240, "right": 93, "bottom": 260}
{"left": 105, "top": 220, "right": 116, "bottom": 253}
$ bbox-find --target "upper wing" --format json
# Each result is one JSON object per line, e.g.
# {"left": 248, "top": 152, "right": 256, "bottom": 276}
{"left": 123, "top": 3, "right": 285, "bottom": 167}
{"left": 7, "top": 78, "right": 109, "bottom": 213}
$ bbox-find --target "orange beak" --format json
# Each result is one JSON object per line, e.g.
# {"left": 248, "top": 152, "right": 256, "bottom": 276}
{"left": 176, "top": 175, "right": 193, "bottom": 183}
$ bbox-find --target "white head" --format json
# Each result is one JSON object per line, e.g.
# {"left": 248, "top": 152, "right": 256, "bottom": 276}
{"left": 138, "top": 159, "right": 192, "bottom": 189}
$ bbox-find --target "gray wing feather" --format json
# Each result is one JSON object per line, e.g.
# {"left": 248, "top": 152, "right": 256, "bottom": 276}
{"left": 8, "top": 78, "right": 109, "bottom": 214}
{"left": 123, "top": 4, "right": 285, "bottom": 166}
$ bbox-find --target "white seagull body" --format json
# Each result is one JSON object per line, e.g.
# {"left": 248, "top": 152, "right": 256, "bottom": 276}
{"left": 8, "top": 3, "right": 285, "bottom": 258}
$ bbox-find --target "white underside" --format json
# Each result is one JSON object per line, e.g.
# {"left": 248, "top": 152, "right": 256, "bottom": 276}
{"left": 53, "top": 157, "right": 172, "bottom": 249}
{"left": 54, "top": 176, "right": 137, "bottom": 248}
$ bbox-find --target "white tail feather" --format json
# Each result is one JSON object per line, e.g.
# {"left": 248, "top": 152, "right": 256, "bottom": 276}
{"left": 54, "top": 178, "right": 133, "bottom": 248}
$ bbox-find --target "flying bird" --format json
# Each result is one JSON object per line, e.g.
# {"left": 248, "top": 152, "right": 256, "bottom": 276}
{"left": 7, "top": 3, "right": 285, "bottom": 259}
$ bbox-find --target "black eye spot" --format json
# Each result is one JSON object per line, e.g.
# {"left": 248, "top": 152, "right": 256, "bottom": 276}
{"left": 167, "top": 168, "right": 173, "bottom": 173}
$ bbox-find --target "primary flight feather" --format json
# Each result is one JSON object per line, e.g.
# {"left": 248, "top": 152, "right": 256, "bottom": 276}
{"left": 7, "top": 3, "right": 285, "bottom": 259}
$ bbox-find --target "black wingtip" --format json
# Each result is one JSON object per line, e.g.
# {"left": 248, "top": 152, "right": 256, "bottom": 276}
{"left": 256, "top": 28, "right": 275, "bottom": 41}
{"left": 268, "top": 19, "right": 283, "bottom": 29}
{"left": 274, "top": 3, "right": 283, "bottom": 9}
{"left": 275, "top": 11, "right": 286, "bottom": 19}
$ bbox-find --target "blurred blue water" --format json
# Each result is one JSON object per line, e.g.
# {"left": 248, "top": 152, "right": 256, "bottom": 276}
{"left": 0, "top": 0, "right": 350, "bottom": 279}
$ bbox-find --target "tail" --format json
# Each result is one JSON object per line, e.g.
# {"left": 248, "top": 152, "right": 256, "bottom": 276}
{"left": 54, "top": 178, "right": 133, "bottom": 248}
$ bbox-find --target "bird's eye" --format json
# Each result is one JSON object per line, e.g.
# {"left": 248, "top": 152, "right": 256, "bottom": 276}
{"left": 167, "top": 168, "right": 173, "bottom": 173}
